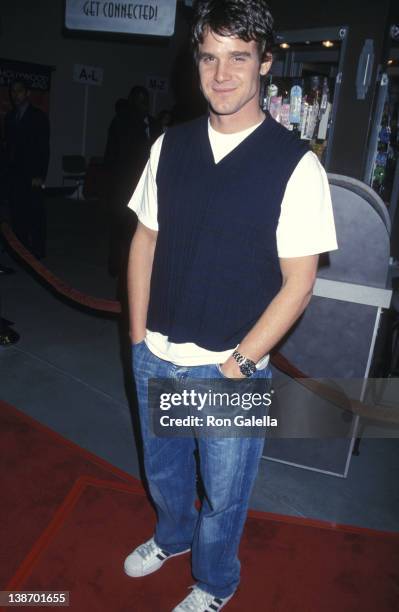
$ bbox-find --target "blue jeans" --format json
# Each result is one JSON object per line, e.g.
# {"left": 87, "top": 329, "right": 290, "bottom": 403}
{"left": 132, "top": 341, "right": 271, "bottom": 598}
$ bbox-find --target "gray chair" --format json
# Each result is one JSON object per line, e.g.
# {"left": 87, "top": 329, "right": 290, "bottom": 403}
{"left": 263, "top": 174, "right": 392, "bottom": 477}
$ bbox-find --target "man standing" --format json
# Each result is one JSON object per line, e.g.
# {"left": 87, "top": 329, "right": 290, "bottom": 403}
{"left": 104, "top": 86, "right": 161, "bottom": 276}
{"left": 5, "top": 79, "right": 50, "bottom": 259}
{"left": 125, "top": 1, "right": 337, "bottom": 610}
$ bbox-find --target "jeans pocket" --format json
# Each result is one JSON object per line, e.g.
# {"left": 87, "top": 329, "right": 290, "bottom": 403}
{"left": 214, "top": 363, "right": 244, "bottom": 380}
{"left": 215, "top": 363, "right": 230, "bottom": 379}
{"left": 216, "top": 362, "right": 272, "bottom": 383}
{"left": 132, "top": 340, "right": 146, "bottom": 372}
{"left": 132, "top": 339, "right": 146, "bottom": 349}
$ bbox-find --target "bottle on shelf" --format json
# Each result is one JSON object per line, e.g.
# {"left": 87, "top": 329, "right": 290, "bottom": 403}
{"left": 263, "top": 80, "right": 278, "bottom": 112}
{"left": 316, "top": 78, "right": 332, "bottom": 148}
{"left": 319, "top": 77, "right": 330, "bottom": 117}
{"left": 289, "top": 80, "right": 302, "bottom": 126}
{"left": 301, "top": 76, "right": 321, "bottom": 141}
{"left": 268, "top": 84, "right": 282, "bottom": 122}
{"left": 280, "top": 91, "right": 291, "bottom": 129}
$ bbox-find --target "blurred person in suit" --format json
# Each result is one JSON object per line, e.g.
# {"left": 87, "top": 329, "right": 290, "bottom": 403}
{"left": 104, "top": 86, "right": 161, "bottom": 277}
{"left": 157, "top": 108, "right": 173, "bottom": 133}
{"left": 0, "top": 138, "right": 14, "bottom": 274}
{"left": 4, "top": 79, "right": 50, "bottom": 259}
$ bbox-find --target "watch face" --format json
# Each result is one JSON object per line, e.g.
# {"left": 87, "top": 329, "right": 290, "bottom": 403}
{"left": 240, "top": 360, "right": 257, "bottom": 377}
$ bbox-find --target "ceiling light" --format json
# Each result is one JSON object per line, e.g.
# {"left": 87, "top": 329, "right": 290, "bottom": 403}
{"left": 322, "top": 40, "right": 334, "bottom": 48}
{"left": 280, "top": 43, "right": 290, "bottom": 49}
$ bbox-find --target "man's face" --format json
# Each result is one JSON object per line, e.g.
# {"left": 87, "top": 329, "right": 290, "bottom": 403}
{"left": 130, "top": 91, "right": 149, "bottom": 115}
{"left": 197, "top": 30, "right": 271, "bottom": 122}
{"left": 10, "top": 82, "right": 29, "bottom": 107}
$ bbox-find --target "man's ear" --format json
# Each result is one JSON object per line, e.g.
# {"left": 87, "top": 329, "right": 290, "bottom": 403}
{"left": 260, "top": 54, "right": 273, "bottom": 77}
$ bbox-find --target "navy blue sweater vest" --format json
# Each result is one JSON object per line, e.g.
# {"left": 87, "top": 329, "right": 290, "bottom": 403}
{"left": 147, "top": 114, "right": 308, "bottom": 351}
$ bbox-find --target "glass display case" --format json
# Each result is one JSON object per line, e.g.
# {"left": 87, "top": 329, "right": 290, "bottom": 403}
{"left": 364, "top": 24, "right": 399, "bottom": 258}
{"left": 365, "top": 30, "right": 399, "bottom": 219}
{"left": 261, "top": 26, "right": 348, "bottom": 169}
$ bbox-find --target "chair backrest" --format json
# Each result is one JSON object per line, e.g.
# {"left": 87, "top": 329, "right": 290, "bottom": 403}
{"left": 265, "top": 174, "right": 392, "bottom": 476}
{"left": 62, "top": 155, "right": 86, "bottom": 174}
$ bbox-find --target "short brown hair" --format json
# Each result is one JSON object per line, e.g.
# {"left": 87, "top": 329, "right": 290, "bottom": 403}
{"left": 192, "top": 0, "right": 275, "bottom": 62}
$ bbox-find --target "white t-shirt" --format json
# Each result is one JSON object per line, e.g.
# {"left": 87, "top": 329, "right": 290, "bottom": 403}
{"left": 128, "top": 119, "right": 338, "bottom": 366}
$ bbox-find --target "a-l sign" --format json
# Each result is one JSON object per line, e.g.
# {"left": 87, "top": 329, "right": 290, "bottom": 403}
{"left": 65, "top": 0, "right": 177, "bottom": 37}
{"left": 73, "top": 64, "right": 104, "bottom": 86}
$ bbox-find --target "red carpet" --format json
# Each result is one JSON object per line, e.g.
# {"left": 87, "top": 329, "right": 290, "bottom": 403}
{"left": 1, "top": 400, "right": 399, "bottom": 611}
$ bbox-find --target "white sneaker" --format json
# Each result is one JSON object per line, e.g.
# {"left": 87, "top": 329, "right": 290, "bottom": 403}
{"left": 124, "top": 537, "right": 190, "bottom": 577}
{"left": 172, "top": 585, "right": 235, "bottom": 611}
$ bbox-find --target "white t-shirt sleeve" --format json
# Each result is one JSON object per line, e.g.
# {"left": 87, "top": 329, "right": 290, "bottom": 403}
{"left": 127, "top": 133, "right": 164, "bottom": 231}
{"left": 276, "top": 151, "right": 338, "bottom": 257}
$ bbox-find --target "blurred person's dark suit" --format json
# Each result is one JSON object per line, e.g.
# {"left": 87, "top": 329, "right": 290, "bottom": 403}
{"left": 5, "top": 81, "right": 50, "bottom": 259}
{"left": 0, "top": 142, "right": 15, "bottom": 275}
{"left": 104, "top": 88, "right": 161, "bottom": 276}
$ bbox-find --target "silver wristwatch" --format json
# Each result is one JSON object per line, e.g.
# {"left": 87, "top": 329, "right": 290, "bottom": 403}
{"left": 232, "top": 350, "right": 257, "bottom": 378}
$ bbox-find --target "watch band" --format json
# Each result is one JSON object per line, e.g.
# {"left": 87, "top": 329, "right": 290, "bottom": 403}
{"left": 232, "top": 350, "right": 257, "bottom": 378}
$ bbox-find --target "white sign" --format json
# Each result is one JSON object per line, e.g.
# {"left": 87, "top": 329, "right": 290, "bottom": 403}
{"left": 65, "top": 0, "right": 177, "bottom": 37}
{"left": 73, "top": 64, "right": 104, "bottom": 86}
{"left": 146, "top": 75, "right": 168, "bottom": 93}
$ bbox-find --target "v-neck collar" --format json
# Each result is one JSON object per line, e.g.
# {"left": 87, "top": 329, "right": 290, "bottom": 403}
{"left": 199, "top": 114, "right": 270, "bottom": 169}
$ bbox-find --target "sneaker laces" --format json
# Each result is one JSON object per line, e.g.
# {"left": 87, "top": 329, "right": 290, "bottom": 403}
{"left": 178, "top": 586, "right": 215, "bottom": 611}
{"left": 137, "top": 538, "right": 159, "bottom": 561}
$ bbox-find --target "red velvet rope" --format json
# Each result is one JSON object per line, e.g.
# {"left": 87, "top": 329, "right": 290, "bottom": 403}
{"left": 2, "top": 222, "right": 398, "bottom": 426}
{"left": 1, "top": 222, "right": 121, "bottom": 314}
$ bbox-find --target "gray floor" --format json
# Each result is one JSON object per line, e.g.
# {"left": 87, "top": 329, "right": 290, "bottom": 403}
{"left": 1, "top": 196, "right": 398, "bottom": 532}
